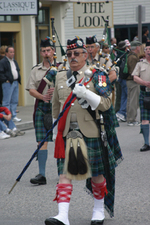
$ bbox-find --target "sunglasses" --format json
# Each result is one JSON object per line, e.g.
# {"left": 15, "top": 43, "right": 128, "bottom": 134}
{"left": 67, "top": 51, "right": 85, "bottom": 57}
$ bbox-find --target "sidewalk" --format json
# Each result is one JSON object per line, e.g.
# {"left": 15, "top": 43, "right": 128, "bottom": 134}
{"left": 14, "top": 105, "right": 34, "bottom": 131}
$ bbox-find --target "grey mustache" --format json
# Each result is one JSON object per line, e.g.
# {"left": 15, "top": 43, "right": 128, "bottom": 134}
{"left": 70, "top": 59, "right": 78, "bottom": 62}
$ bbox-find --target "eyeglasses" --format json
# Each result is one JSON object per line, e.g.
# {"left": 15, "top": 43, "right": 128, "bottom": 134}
{"left": 67, "top": 51, "right": 85, "bottom": 57}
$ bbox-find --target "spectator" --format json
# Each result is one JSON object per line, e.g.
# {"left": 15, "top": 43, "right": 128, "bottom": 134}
{"left": 132, "top": 42, "right": 150, "bottom": 152}
{"left": 0, "top": 45, "right": 7, "bottom": 105}
{"left": 125, "top": 39, "right": 131, "bottom": 49}
{"left": 116, "top": 40, "right": 129, "bottom": 122}
{"left": 0, "top": 46, "right": 22, "bottom": 122}
{"left": 142, "top": 27, "right": 150, "bottom": 45}
{"left": 133, "top": 32, "right": 138, "bottom": 41}
{"left": 102, "top": 43, "right": 110, "bottom": 57}
{"left": 110, "top": 37, "right": 117, "bottom": 62}
{"left": 0, "top": 105, "right": 25, "bottom": 138}
{"left": 126, "top": 41, "right": 142, "bottom": 126}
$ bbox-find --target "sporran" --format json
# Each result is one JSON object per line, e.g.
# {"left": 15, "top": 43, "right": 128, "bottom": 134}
{"left": 38, "top": 107, "right": 52, "bottom": 130}
{"left": 143, "top": 96, "right": 150, "bottom": 110}
{"left": 63, "top": 130, "right": 91, "bottom": 180}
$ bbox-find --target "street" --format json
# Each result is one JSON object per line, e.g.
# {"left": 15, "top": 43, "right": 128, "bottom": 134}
{"left": 0, "top": 122, "right": 150, "bottom": 225}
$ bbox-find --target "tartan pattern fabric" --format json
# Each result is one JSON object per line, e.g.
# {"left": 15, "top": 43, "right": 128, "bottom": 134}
{"left": 92, "top": 70, "right": 112, "bottom": 98}
{"left": 101, "top": 104, "right": 119, "bottom": 128}
{"left": 34, "top": 101, "right": 52, "bottom": 142}
{"left": 139, "top": 91, "right": 150, "bottom": 121}
{"left": 57, "top": 135, "right": 117, "bottom": 177}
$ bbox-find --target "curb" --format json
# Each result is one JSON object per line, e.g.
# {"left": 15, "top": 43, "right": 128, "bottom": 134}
{"left": 15, "top": 121, "right": 34, "bottom": 131}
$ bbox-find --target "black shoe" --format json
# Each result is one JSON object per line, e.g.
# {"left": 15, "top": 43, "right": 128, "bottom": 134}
{"left": 45, "top": 218, "right": 65, "bottom": 225}
{"left": 30, "top": 174, "right": 46, "bottom": 185}
{"left": 140, "top": 144, "right": 150, "bottom": 152}
{"left": 91, "top": 220, "right": 104, "bottom": 225}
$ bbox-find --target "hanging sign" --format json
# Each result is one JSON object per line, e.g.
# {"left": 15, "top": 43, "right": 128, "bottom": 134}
{"left": 0, "top": 0, "right": 39, "bottom": 15}
{"left": 73, "top": 1, "right": 113, "bottom": 29}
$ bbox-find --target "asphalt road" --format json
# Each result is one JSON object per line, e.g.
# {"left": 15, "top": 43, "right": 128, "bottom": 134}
{"left": 0, "top": 122, "right": 150, "bottom": 225}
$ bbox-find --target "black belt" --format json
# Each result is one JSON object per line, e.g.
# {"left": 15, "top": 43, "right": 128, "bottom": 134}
{"left": 140, "top": 86, "right": 146, "bottom": 91}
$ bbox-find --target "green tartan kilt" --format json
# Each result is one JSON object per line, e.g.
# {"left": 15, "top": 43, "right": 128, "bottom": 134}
{"left": 57, "top": 134, "right": 117, "bottom": 177}
{"left": 139, "top": 91, "right": 150, "bottom": 121}
{"left": 34, "top": 101, "right": 52, "bottom": 142}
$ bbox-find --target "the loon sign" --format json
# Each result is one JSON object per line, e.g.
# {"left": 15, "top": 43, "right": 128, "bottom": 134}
{"left": 73, "top": 1, "right": 113, "bottom": 29}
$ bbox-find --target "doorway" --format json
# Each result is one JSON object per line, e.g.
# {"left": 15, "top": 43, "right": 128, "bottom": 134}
{"left": 0, "top": 32, "right": 15, "bottom": 46}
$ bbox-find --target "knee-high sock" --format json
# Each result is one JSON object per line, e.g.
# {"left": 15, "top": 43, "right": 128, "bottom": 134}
{"left": 53, "top": 183, "right": 73, "bottom": 225}
{"left": 141, "top": 124, "right": 149, "bottom": 145}
{"left": 38, "top": 149, "right": 47, "bottom": 177}
{"left": 91, "top": 179, "right": 108, "bottom": 221}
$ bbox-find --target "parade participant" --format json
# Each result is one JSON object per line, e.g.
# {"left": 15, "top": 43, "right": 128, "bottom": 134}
{"left": 45, "top": 37, "right": 123, "bottom": 225}
{"left": 86, "top": 35, "right": 100, "bottom": 65}
{"left": 126, "top": 41, "right": 142, "bottom": 126}
{"left": 86, "top": 36, "right": 116, "bottom": 83}
{"left": 132, "top": 42, "right": 150, "bottom": 151}
{"left": 26, "top": 38, "right": 61, "bottom": 185}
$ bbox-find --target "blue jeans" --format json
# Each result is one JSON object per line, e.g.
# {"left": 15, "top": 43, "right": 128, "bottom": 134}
{"left": 2, "top": 81, "right": 19, "bottom": 119}
{"left": 0, "top": 112, "right": 16, "bottom": 130}
{"left": 117, "top": 78, "right": 127, "bottom": 117}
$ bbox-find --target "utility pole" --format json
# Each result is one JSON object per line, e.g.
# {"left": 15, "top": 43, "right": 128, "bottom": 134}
{"left": 138, "top": 5, "right": 142, "bottom": 42}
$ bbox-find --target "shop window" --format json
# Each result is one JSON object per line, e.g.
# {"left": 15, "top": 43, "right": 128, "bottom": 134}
{"left": 0, "top": 15, "right": 19, "bottom": 22}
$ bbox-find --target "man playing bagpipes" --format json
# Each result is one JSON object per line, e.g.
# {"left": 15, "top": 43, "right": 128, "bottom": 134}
{"left": 45, "top": 37, "right": 123, "bottom": 225}
{"left": 85, "top": 36, "right": 123, "bottom": 219}
{"left": 86, "top": 36, "right": 116, "bottom": 84}
{"left": 26, "top": 38, "right": 62, "bottom": 185}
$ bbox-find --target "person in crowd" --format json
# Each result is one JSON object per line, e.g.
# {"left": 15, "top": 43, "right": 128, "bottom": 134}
{"left": 126, "top": 41, "right": 142, "bottom": 126}
{"left": 45, "top": 36, "right": 123, "bottom": 225}
{"left": 0, "top": 46, "right": 22, "bottom": 122}
{"left": 26, "top": 38, "right": 62, "bottom": 185}
{"left": 132, "top": 42, "right": 150, "bottom": 152}
{"left": 110, "top": 37, "right": 117, "bottom": 62}
{"left": 0, "top": 121, "right": 10, "bottom": 139}
{"left": 125, "top": 39, "right": 131, "bottom": 49}
{"left": 0, "top": 45, "right": 7, "bottom": 105}
{"left": 133, "top": 32, "right": 138, "bottom": 41}
{"left": 142, "top": 27, "right": 150, "bottom": 45}
{"left": 116, "top": 40, "right": 129, "bottom": 122}
{"left": 102, "top": 43, "right": 110, "bottom": 57}
{"left": 0, "top": 105, "right": 25, "bottom": 139}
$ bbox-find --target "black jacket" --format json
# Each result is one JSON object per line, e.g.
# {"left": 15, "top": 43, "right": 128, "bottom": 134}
{"left": 0, "top": 56, "right": 21, "bottom": 84}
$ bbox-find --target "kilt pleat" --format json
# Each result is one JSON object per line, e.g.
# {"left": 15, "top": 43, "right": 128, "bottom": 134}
{"left": 34, "top": 101, "right": 52, "bottom": 142}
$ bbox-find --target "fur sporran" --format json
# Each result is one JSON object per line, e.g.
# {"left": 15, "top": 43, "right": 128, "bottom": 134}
{"left": 143, "top": 96, "right": 150, "bottom": 110}
{"left": 38, "top": 107, "right": 52, "bottom": 130}
{"left": 43, "top": 112, "right": 52, "bottom": 130}
{"left": 63, "top": 130, "right": 91, "bottom": 180}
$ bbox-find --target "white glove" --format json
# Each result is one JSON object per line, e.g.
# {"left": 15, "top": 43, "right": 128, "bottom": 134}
{"left": 52, "top": 118, "right": 58, "bottom": 142}
{"left": 73, "top": 83, "right": 101, "bottom": 110}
